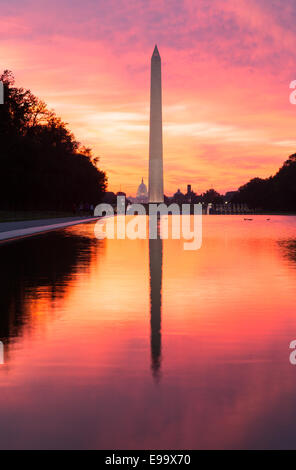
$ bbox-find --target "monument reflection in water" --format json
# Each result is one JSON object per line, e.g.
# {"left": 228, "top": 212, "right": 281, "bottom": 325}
{"left": 1, "top": 216, "right": 296, "bottom": 449}
{"left": 149, "top": 219, "right": 163, "bottom": 380}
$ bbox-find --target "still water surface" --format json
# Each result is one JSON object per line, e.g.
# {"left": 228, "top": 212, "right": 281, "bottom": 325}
{"left": 1, "top": 215, "right": 296, "bottom": 449}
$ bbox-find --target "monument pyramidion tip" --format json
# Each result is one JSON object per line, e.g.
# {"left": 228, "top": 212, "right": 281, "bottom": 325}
{"left": 152, "top": 44, "right": 160, "bottom": 58}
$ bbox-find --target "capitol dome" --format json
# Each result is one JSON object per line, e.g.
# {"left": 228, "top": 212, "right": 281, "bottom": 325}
{"left": 136, "top": 178, "right": 148, "bottom": 202}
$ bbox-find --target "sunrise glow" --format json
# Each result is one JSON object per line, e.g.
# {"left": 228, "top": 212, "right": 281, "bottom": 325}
{"left": 2, "top": 0, "right": 296, "bottom": 195}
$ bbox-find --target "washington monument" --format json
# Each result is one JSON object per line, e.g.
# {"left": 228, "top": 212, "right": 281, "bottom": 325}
{"left": 149, "top": 45, "right": 164, "bottom": 203}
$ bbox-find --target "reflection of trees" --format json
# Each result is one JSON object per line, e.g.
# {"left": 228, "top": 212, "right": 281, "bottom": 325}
{"left": 0, "top": 230, "right": 96, "bottom": 344}
{"left": 278, "top": 239, "right": 296, "bottom": 265}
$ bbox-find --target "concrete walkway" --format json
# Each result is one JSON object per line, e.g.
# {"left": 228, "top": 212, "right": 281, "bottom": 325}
{"left": 0, "top": 216, "right": 99, "bottom": 244}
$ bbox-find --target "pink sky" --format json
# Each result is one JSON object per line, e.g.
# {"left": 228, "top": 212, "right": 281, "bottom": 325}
{"left": 1, "top": 0, "right": 296, "bottom": 195}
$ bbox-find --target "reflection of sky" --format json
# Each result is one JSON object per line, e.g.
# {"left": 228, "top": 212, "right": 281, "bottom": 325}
{"left": 2, "top": 0, "right": 296, "bottom": 194}
{"left": 1, "top": 217, "right": 296, "bottom": 448}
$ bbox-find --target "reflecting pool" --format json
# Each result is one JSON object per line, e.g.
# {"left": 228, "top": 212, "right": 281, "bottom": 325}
{"left": 1, "top": 215, "right": 296, "bottom": 449}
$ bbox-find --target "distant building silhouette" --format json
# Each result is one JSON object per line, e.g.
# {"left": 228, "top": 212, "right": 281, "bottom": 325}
{"left": 173, "top": 188, "right": 186, "bottom": 204}
{"left": 136, "top": 178, "right": 148, "bottom": 203}
{"left": 186, "top": 184, "right": 196, "bottom": 203}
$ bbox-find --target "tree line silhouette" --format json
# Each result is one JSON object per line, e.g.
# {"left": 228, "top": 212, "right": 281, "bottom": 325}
{"left": 168, "top": 155, "right": 296, "bottom": 212}
{"left": 0, "top": 70, "right": 107, "bottom": 211}
{"left": 1, "top": 69, "right": 294, "bottom": 213}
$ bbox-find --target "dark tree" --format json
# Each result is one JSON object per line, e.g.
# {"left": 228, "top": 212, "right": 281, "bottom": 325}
{"left": 232, "top": 154, "right": 296, "bottom": 212}
{"left": 202, "top": 188, "right": 224, "bottom": 204}
{"left": 232, "top": 177, "right": 273, "bottom": 210}
{"left": 0, "top": 70, "right": 107, "bottom": 211}
{"left": 272, "top": 154, "right": 296, "bottom": 211}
